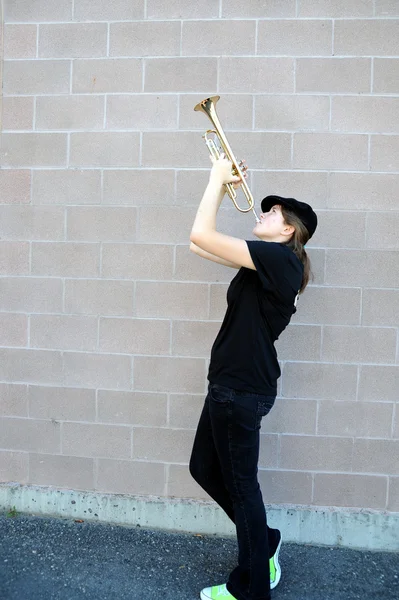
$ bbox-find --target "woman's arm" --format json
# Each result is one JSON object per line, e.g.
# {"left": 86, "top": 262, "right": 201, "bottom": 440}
{"left": 190, "top": 155, "right": 256, "bottom": 270}
{"left": 190, "top": 242, "right": 240, "bottom": 269}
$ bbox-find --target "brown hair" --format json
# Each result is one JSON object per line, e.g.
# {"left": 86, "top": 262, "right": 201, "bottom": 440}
{"left": 281, "top": 206, "right": 313, "bottom": 293}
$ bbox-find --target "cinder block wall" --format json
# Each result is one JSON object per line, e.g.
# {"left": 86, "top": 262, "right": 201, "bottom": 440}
{"left": 0, "top": 1, "right": 398, "bottom": 515}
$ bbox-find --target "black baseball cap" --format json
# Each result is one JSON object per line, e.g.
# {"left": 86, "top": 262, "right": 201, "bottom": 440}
{"left": 260, "top": 195, "right": 318, "bottom": 239}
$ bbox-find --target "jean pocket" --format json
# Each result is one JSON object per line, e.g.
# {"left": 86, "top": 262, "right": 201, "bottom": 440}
{"left": 209, "top": 384, "right": 231, "bottom": 404}
{"left": 255, "top": 396, "right": 275, "bottom": 428}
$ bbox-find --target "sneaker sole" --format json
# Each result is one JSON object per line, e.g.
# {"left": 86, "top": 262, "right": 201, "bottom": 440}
{"left": 200, "top": 587, "right": 215, "bottom": 600}
{"left": 270, "top": 537, "right": 282, "bottom": 590}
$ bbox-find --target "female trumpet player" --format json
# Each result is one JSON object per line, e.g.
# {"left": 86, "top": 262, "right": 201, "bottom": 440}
{"left": 189, "top": 154, "right": 317, "bottom": 600}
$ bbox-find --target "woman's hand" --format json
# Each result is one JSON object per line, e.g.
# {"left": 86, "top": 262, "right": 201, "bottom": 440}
{"left": 209, "top": 154, "right": 248, "bottom": 189}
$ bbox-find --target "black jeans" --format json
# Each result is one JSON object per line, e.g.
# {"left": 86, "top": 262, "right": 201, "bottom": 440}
{"left": 189, "top": 383, "right": 276, "bottom": 600}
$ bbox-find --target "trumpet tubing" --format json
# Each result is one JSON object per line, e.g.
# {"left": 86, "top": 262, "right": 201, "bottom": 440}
{"left": 194, "top": 96, "right": 260, "bottom": 222}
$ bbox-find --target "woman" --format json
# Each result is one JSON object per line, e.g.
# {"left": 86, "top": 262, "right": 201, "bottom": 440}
{"left": 188, "top": 154, "right": 318, "bottom": 600}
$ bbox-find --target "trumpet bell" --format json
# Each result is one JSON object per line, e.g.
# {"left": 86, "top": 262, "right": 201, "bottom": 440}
{"left": 194, "top": 95, "right": 220, "bottom": 114}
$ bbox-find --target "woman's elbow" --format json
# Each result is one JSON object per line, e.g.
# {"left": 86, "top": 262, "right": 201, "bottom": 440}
{"left": 190, "top": 230, "right": 201, "bottom": 245}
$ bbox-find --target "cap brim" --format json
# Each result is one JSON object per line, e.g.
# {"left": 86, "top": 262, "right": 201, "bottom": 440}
{"left": 260, "top": 195, "right": 293, "bottom": 214}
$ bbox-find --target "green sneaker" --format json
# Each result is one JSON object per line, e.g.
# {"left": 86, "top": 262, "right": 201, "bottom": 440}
{"left": 200, "top": 584, "right": 237, "bottom": 599}
{"left": 269, "top": 533, "right": 282, "bottom": 589}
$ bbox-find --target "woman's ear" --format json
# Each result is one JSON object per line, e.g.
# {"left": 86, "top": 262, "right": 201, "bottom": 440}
{"left": 282, "top": 224, "right": 295, "bottom": 237}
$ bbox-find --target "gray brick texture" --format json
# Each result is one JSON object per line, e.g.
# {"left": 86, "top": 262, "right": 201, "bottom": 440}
{"left": 1, "top": 1, "right": 398, "bottom": 512}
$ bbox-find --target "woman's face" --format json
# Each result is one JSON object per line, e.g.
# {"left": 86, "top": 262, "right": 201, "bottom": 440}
{"left": 253, "top": 204, "right": 290, "bottom": 241}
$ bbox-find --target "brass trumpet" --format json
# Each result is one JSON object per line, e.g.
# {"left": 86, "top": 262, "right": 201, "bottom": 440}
{"left": 194, "top": 96, "right": 260, "bottom": 223}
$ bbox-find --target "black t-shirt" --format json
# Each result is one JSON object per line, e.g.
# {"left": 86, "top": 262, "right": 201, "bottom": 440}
{"left": 207, "top": 241, "right": 303, "bottom": 395}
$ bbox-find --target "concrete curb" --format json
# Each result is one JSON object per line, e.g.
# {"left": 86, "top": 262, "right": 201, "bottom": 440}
{"left": 1, "top": 482, "right": 398, "bottom": 551}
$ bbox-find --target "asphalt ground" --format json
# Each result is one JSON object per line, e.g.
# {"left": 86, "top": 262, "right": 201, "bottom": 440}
{"left": 0, "top": 513, "right": 398, "bottom": 600}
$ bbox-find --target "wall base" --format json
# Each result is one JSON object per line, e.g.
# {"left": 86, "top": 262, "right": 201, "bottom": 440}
{"left": 0, "top": 483, "right": 398, "bottom": 552}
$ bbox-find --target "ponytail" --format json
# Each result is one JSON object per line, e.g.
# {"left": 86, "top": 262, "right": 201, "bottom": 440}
{"left": 281, "top": 206, "right": 313, "bottom": 294}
